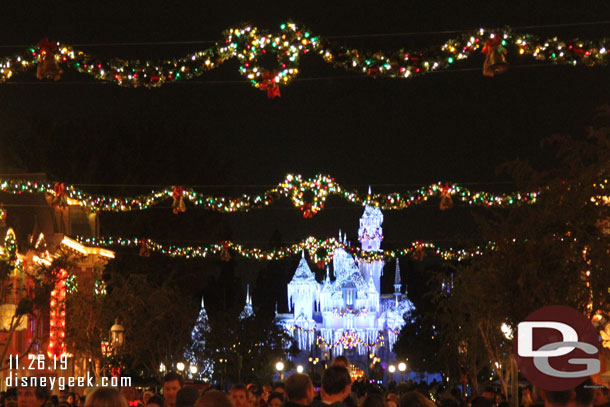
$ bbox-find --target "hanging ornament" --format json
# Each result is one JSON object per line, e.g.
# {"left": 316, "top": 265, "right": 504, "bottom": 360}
{"left": 439, "top": 183, "right": 454, "bottom": 211}
{"left": 138, "top": 241, "right": 151, "bottom": 258}
{"left": 52, "top": 182, "right": 68, "bottom": 207}
{"left": 36, "top": 38, "right": 63, "bottom": 81}
{"left": 220, "top": 241, "right": 231, "bottom": 262}
{"left": 481, "top": 36, "right": 509, "bottom": 77}
{"left": 413, "top": 243, "right": 425, "bottom": 261}
{"left": 302, "top": 203, "right": 314, "bottom": 219}
{"left": 171, "top": 186, "right": 186, "bottom": 214}
{"left": 259, "top": 70, "right": 281, "bottom": 98}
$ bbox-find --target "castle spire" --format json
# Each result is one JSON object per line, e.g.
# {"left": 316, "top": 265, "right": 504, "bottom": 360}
{"left": 394, "top": 258, "right": 402, "bottom": 306}
{"left": 394, "top": 258, "right": 401, "bottom": 285}
{"left": 240, "top": 284, "right": 254, "bottom": 319}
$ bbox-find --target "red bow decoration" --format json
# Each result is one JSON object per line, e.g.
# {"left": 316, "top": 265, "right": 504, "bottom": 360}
{"left": 139, "top": 240, "right": 151, "bottom": 258}
{"left": 413, "top": 243, "right": 425, "bottom": 261}
{"left": 220, "top": 241, "right": 231, "bottom": 262}
{"left": 481, "top": 36, "right": 508, "bottom": 77}
{"left": 172, "top": 186, "right": 186, "bottom": 214}
{"left": 36, "top": 38, "right": 63, "bottom": 81}
{"left": 302, "top": 203, "right": 314, "bottom": 218}
{"left": 439, "top": 183, "right": 454, "bottom": 211}
{"left": 52, "top": 182, "right": 68, "bottom": 207}
{"left": 54, "top": 182, "right": 65, "bottom": 196}
{"left": 259, "top": 70, "right": 281, "bottom": 98}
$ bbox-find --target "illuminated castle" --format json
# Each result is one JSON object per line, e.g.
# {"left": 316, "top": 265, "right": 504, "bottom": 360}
{"left": 275, "top": 204, "right": 414, "bottom": 357}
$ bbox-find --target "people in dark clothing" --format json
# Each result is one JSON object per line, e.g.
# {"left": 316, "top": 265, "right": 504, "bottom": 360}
{"left": 285, "top": 374, "right": 315, "bottom": 407}
{"left": 312, "top": 366, "right": 352, "bottom": 407}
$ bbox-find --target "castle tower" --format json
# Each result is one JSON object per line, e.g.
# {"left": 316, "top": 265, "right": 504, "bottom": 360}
{"left": 358, "top": 202, "right": 385, "bottom": 293}
{"left": 394, "top": 258, "right": 402, "bottom": 306}
{"left": 287, "top": 251, "right": 320, "bottom": 320}
{"left": 240, "top": 284, "right": 254, "bottom": 319}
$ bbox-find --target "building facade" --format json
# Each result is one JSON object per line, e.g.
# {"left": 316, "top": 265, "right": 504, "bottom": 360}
{"left": 276, "top": 205, "right": 413, "bottom": 362}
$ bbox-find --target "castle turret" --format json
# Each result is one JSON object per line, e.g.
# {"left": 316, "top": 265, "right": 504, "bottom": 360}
{"left": 394, "top": 258, "right": 402, "bottom": 306}
{"left": 240, "top": 284, "right": 254, "bottom": 319}
{"left": 287, "top": 251, "right": 320, "bottom": 320}
{"left": 358, "top": 203, "right": 385, "bottom": 293}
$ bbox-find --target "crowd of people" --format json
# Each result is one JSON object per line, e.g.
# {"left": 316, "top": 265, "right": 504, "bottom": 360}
{"left": 2, "top": 356, "right": 610, "bottom": 407}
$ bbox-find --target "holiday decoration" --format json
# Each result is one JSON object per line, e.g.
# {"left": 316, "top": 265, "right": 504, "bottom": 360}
{"left": 172, "top": 186, "right": 186, "bottom": 214}
{"left": 138, "top": 240, "right": 151, "bottom": 258}
{"left": 52, "top": 182, "right": 68, "bottom": 207}
{"left": 259, "top": 70, "right": 281, "bottom": 98}
{"left": 0, "top": 174, "right": 541, "bottom": 215}
{"left": 439, "top": 183, "right": 454, "bottom": 210}
{"left": 77, "top": 234, "right": 494, "bottom": 263}
{"left": 35, "top": 38, "right": 63, "bottom": 81}
{"left": 302, "top": 203, "right": 314, "bottom": 219}
{"left": 65, "top": 274, "right": 78, "bottom": 294}
{"left": 276, "top": 205, "right": 411, "bottom": 357}
{"left": 0, "top": 24, "right": 608, "bottom": 92}
{"left": 48, "top": 268, "right": 68, "bottom": 357}
{"left": 413, "top": 243, "right": 425, "bottom": 261}
{"left": 94, "top": 279, "right": 107, "bottom": 296}
{"left": 220, "top": 241, "right": 231, "bottom": 262}
{"left": 482, "top": 36, "right": 509, "bottom": 77}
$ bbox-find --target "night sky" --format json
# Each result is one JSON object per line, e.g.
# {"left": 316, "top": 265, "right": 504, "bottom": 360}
{"left": 1, "top": 1, "right": 610, "bottom": 313}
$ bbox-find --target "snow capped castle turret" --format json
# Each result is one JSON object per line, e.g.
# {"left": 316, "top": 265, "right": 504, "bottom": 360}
{"left": 288, "top": 251, "right": 320, "bottom": 320}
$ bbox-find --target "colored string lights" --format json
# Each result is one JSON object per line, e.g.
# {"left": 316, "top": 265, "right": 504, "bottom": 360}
{"left": 1, "top": 23, "right": 609, "bottom": 93}
{"left": 0, "top": 174, "right": 539, "bottom": 215}
{"left": 316, "top": 331, "right": 385, "bottom": 350}
{"left": 76, "top": 235, "right": 493, "bottom": 263}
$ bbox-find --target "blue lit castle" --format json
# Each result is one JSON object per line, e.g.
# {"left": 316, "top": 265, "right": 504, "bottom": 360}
{"left": 275, "top": 204, "right": 414, "bottom": 359}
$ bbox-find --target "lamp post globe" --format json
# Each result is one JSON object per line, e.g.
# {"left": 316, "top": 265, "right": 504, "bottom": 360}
{"left": 110, "top": 318, "right": 125, "bottom": 349}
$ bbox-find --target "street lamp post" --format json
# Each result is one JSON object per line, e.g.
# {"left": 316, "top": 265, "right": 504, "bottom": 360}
{"left": 190, "top": 365, "right": 198, "bottom": 378}
{"left": 275, "top": 361, "right": 285, "bottom": 381}
{"left": 398, "top": 362, "right": 407, "bottom": 382}
{"left": 107, "top": 318, "right": 125, "bottom": 379}
{"left": 109, "top": 319, "right": 125, "bottom": 351}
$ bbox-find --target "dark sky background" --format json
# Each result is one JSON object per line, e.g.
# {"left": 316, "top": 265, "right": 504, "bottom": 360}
{"left": 0, "top": 0, "right": 610, "bottom": 314}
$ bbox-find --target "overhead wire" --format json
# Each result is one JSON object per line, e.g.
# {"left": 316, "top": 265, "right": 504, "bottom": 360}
{"left": 1, "top": 19, "right": 610, "bottom": 48}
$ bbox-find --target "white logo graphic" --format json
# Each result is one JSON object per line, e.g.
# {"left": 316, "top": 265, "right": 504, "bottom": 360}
{"left": 517, "top": 321, "right": 599, "bottom": 378}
